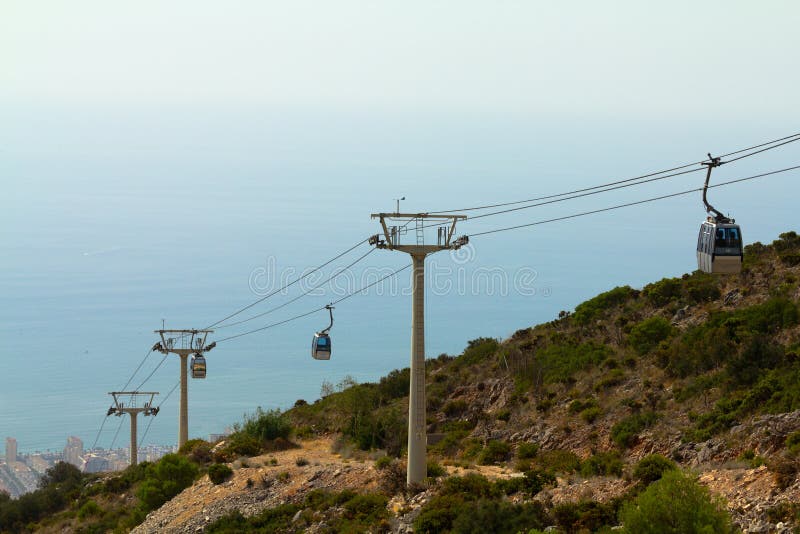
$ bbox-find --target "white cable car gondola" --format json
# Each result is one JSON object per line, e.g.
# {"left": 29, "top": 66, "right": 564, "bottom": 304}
{"left": 696, "top": 154, "right": 743, "bottom": 274}
{"left": 312, "top": 305, "right": 334, "bottom": 360}
{"left": 191, "top": 354, "right": 207, "bottom": 378}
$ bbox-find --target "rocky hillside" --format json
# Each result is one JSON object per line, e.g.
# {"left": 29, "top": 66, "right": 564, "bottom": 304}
{"left": 3, "top": 231, "right": 800, "bottom": 533}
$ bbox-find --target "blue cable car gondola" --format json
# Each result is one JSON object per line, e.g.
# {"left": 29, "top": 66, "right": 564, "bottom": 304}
{"left": 696, "top": 154, "right": 743, "bottom": 274}
{"left": 312, "top": 305, "right": 334, "bottom": 360}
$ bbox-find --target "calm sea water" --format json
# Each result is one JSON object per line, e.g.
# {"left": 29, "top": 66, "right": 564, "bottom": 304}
{"left": 1, "top": 107, "right": 797, "bottom": 453}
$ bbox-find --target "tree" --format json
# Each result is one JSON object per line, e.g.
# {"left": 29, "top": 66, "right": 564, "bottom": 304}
{"left": 620, "top": 469, "right": 733, "bottom": 534}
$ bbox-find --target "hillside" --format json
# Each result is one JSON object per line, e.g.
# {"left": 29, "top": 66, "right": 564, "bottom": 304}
{"left": 2, "top": 231, "right": 800, "bottom": 533}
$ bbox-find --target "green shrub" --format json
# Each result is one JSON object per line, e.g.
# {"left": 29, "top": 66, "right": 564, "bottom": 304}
{"left": 238, "top": 407, "right": 293, "bottom": 441}
{"left": 535, "top": 342, "right": 614, "bottom": 384}
{"left": 478, "top": 440, "right": 511, "bottom": 465}
{"left": 458, "top": 337, "right": 500, "bottom": 366}
{"left": 595, "top": 369, "right": 625, "bottom": 391}
{"left": 443, "top": 399, "right": 468, "bottom": 416}
{"left": 77, "top": 499, "right": 101, "bottom": 520}
{"left": 643, "top": 278, "right": 683, "bottom": 307}
{"left": 573, "top": 286, "right": 638, "bottom": 325}
{"left": 535, "top": 449, "right": 580, "bottom": 473}
{"left": 206, "top": 504, "right": 301, "bottom": 533}
{"left": 786, "top": 431, "right": 800, "bottom": 455}
{"left": 611, "top": 412, "right": 658, "bottom": 448}
{"left": 580, "top": 451, "right": 623, "bottom": 477}
{"left": 179, "top": 439, "right": 213, "bottom": 464}
{"left": 633, "top": 454, "right": 676, "bottom": 485}
{"left": 568, "top": 398, "right": 598, "bottom": 414}
{"left": 427, "top": 460, "right": 446, "bottom": 478}
{"left": 450, "top": 500, "right": 550, "bottom": 533}
{"left": 581, "top": 406, "right": 602, "bottom": 423}
{"left": 629, "top": 316, "right": 673, "bottom": 355}
{"left": 374, "top": 456, "right": 393, "bottom": 470}
{"left": 222, "top": 433, "right": 261, "bottom": 458}
{"left": 496, "top": 408, "right": 511, "bottom": 422}
{"left": 517, "top": 442, "right": 539, "bottom": 460}
{"left": 137, "top": 454, "right": 199, "bottom": 511}
{"left": 684, "top": 273, "right": 721, "bottom": 303}
{"left": 619, "top": 469, "right": 733, "bottom": 533}
{"left": 440, "top": 473, "right": 500, "bottom": 499}
{"left": 208, "top": 463, "right": 233, "bottom": 485}
{"left": 553, "top": 500, "right": 618, "bottom": 533}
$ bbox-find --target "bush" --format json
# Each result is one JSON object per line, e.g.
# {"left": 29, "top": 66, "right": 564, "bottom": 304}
{"left": 221, "top": 433, "right": 261, "bottom": 458}
{"left": 517, "top": 442, "right": 539, "bottom": 460}
{"left": 611, "top": 412, "right": 658, "bottom": 448}
{"left": 443, "top": 399, "right": 468, "bottom": 416}
{"left": 478, "top": 440, "right": 511, "bottom": 465}
{"left": 643, "top": 278, "right": 683, "bottom": 307}
{"left": 208, "top": 463, "right": 233, "bottom": 485}
{"left": 767, "top": 456, "right": 799, "bottom": 490}
{"left": 295, "top": 457, "right": 309, "bottom": 467}
{"left": 573, "top": 286, "right": 638, "bottom": 325}
{"left": 77, "top": 499, "right": 101, "bottom": 520}
{"left": 427, "top": 460, "right": 446, "bottom": 478}
{"left": 580, "top": 451, "right": 623, "bottom": 477}
{"left": 374, "top": 456, "right": 393, "bottom": 470}
{"left": 179, "top": 439, "right": 213, "bottom": 464}
{"left": 786, "top": 431, "right": 800, "bottom": 455}
{"left": 238, "top": 407, "right": 293, "bottom": 441}
{"left": 619, "top": 469, "right": 733, "bottom": 533}
{"left": 553, "top": 500, "right": 618, "bottom": 533}
{"left": 684, "top": 272, "right": 721, "bottom": 303}
{"left": 458, "top": 337, "right": 500, "bottom": 366}
{"left": 629, "top": 316, "right": 673, "bottom": 355}
{"left": 137, "top": 454, "right": 199, "bottom": 511}
{"left": 535, "top": 449, "right": 580, "bottom": 473}
{"left": 568, "top": 398, "right": 598, "bottom": 414}
{"left": 633, "top": 454, "right": 676, "bottom": 485}
{"left": 450, "top": 500, "right": 550, "bottom": 533}
{"left": 581, "top": 406, "right": 602, "bottom": 423}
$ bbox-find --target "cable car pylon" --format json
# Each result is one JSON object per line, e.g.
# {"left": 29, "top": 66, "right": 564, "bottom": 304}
{"left": 152, "top": 329, "right": 215, "bottom": 447}
{"left": 369, "top": 207, "right": 468, "bottom": 485}
{"left": 107, "top": 391, "right": 158, "bottom": 466}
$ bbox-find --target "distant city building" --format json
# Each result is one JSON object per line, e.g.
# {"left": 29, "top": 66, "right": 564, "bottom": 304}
{"left": 64, "top": 436, "right": 83, "bottom": 467}
{"left": 5, "top": 438, "right": 17, "bottom": 463}
{"left": 82, "top": 454, "right": 110, "bottom": 473}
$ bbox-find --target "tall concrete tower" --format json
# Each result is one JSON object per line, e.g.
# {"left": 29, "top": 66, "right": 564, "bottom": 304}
{"left": 64, "top": 436, "right": 83, "bottom": 467}
{"left": 5, "top": 437, "right": 17, "bottom": 463}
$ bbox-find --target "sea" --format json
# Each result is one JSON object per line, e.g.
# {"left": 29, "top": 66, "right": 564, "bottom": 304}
{"left": 1, "top": 106, "right": 797, "bottom": 453}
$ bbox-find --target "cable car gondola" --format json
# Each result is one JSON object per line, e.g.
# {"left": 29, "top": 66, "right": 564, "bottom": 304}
{"left": 191, "top": 354, "right": 207, "bottom": 378}
{"left": 696, "top": 154, "right": 743, "bottom": 274}
{"left": 312, "top": 305, "right": 334, "bottom": 360}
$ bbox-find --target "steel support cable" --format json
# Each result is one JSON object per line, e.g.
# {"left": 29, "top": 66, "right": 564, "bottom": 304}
{"left": 119, "top": 349, "right": 154, "bottom": 392}
{"left": 214, "top": 247, "right": 378, "bottom": 330}
{"left": 460, "top": 166, "right": 704, "bottom": 223}
{"left": 469, "top": 165, "right": 800, "bottom": 238}
{"left": 427, "top": 132, "right": 800, "bottom": 215}
{"left": 203, "top": 237, "right": 369, "bottom": 330}
{"left": 90, "top": 415, "right": 110, "bottom": 450}
{"left": 405, "top": 136, "right": 800, "bottom": 235}
{"left": 133, "top": 353, "right": 169, "bottom": 391}
{"left": 109, "top": 415, "right": 125, "bottom": 450}
{"left": 138, "top": 380, "right": 180, "bottom": 448}
{"left": 215, "top": 264, "right": 411, "bottom": 344}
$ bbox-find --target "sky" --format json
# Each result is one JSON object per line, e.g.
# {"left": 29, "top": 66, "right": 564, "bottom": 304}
{"left": 2, "top": 2, "right": 800, "bottom": 452}
{"left": 2, "top": 1, "right": 799, "bottom": 118}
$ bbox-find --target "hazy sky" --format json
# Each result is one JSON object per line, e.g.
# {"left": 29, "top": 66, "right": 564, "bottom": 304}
{"left": 3, "top": 1, "right": 798, "bottom": 118}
